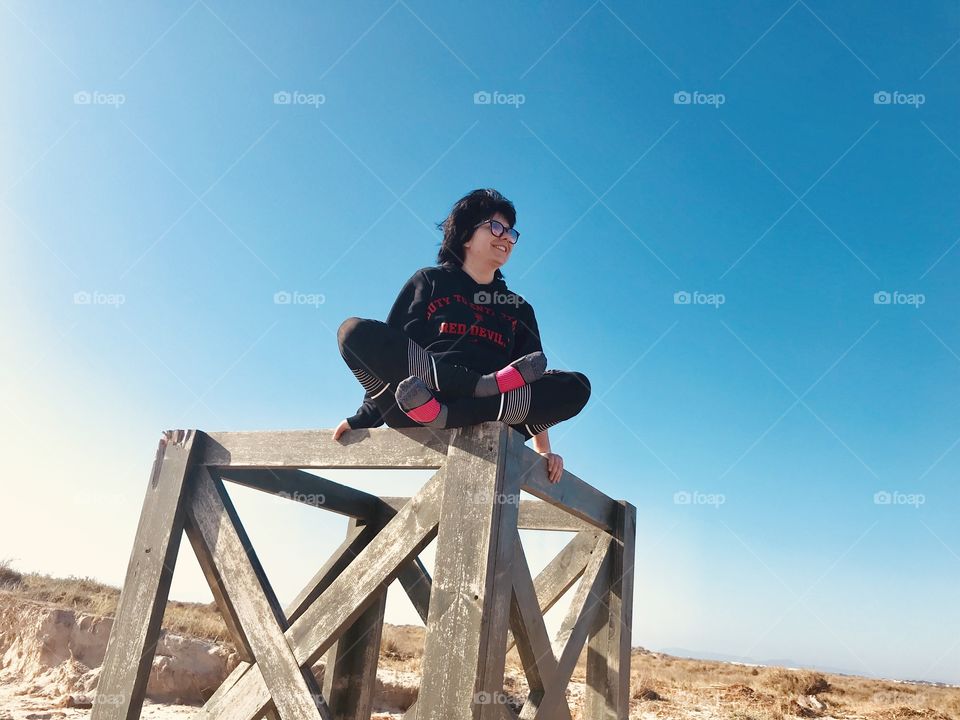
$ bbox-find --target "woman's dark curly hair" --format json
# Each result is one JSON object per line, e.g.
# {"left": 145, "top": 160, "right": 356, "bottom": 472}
{"left": 436, "top": 188, "right": 516, "bottom": 281}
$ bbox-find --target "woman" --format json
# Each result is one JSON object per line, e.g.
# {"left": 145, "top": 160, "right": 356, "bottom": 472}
{"left": 332, "top": 188, "right": 590, "bottom": 484}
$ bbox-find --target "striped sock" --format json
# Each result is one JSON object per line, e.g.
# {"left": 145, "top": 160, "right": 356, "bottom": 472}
{"left": 497, "top": 384, "right": 533, "bottom": 425}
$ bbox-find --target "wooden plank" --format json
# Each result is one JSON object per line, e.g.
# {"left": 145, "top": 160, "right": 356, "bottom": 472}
{"left": 322, "top": 518, "right": 386, "bottom": 720}
{"left": 201, "top": 427, "right": 454, "bottom": 469}
{"left": 185, "top": 465, "right": 328, "bottom": 720}
{"left": 522, "top": 536, "right": 612, "bottom": 720}
{"left": 417, "top": 423, "right": 521, "bottom": 720}
{"left": 585, "top": 501, "right": 636, "bottom": 720}
{"left": 284, "top": 522, "right": 376, "bottom": 624}
{"left": 382, "top": 496, "right": 593, "bottom": 532}
{"left": 197, "top": 468, "right": 444, "bottom": 720}
{"left": 509, "top": 538, "right": 573, "bottom": 720}
{"left": 515, "top": 445, "right": 618, "bottom": 536}
{"left": 219, "top": 468, "right": 384, "bottom": 519}
{"left": 505, "top": 530, "right": 601, "bottom": 653}
{"left": 396, "top": 556, "right": 432, "bottom": 624}
{"left": 91, "top": 429, "right": 199, "bottom": 720}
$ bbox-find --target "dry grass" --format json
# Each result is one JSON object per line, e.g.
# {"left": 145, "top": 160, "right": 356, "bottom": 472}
{"left": 3, "top": 559, "right": 960, "bottom": 719}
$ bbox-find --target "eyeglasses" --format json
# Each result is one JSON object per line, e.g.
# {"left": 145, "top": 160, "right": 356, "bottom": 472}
{"left": 474, "top": 218, "right": 520, "bottom": 245}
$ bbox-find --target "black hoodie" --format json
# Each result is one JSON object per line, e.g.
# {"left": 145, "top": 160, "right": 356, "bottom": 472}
{"left": 346, "top": 261, "right": 543, "bottom": 429}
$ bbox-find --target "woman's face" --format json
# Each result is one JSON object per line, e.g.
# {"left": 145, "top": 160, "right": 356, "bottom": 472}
{"left": 463, "top": 211, "right": 515, "bottom": 268}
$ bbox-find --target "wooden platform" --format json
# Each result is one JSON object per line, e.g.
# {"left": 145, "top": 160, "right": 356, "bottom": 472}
{"left": 90, "top": 422, "right": 636, "bottom": 720}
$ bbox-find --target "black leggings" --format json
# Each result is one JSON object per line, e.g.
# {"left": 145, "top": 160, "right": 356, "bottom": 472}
{"left": 337, "top": 317, "right": 590, "bottom": 441}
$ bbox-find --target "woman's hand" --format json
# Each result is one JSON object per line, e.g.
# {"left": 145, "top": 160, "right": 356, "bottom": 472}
{"left": 539, "top": 451, "right": 563, "bottom": 484}
{"left": 332, "top": 419, "right": 352, "bottom": 441}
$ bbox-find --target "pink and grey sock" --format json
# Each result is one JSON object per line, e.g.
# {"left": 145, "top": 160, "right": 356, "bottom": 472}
{"left": 395, "top": 376, "right": 448, "bottom": 428}
{"left": 473, "top": 351, "right": 547, "bottom": 397}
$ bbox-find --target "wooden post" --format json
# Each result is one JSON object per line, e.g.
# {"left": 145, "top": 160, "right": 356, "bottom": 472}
{"left": 321, "top": 517, "right": 387, "bottom": 720}
{"left": 584, "top": 501, "right": 636, "bottom": 719}
{"left": 91, "top": 430, "right": 199, "bottom": 720}
{"left": 416, "top": 423, "right": 522, "bottom": 720}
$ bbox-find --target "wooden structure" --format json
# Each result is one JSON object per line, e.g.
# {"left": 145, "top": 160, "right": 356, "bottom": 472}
{"left": 90, "top": 422, "right": 635, "bottom": 720}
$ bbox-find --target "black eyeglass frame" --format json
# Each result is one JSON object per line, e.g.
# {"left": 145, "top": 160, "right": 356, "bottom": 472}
{"left": 473, "top": 218, "right": 520, "bottom": 245}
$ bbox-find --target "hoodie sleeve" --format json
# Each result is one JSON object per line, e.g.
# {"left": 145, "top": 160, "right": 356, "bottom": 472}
{"left": 512, "top": 297, "right": 543, "bottom": 361}
{"left": 385, "top": 268, "right": 433, "bottom": 345}
{"left": 346, "top": 390, "right": 385, "bottom": 430}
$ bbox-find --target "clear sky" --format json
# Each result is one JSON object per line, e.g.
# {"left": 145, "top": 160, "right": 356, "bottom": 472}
{"left": 1, "top": 0, "right": 958, "bottom": 685}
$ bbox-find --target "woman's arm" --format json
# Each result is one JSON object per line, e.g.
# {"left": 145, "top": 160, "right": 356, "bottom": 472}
{"left": 532, "top": 428, "right": 563, "bottom": 483}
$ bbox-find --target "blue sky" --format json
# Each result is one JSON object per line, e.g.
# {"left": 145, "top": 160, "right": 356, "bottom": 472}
{"left": 1, "top": 1, "right": 959, "bottom": 684}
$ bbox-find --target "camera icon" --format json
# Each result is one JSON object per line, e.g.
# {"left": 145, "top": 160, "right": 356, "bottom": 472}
{"left": 673, "top": 91, "right": 691, "bottom": 105}
{"left": 873, "top": 91, "right": 891, "bottom": 105}
{"left": 273, "top": 290, "right": 291, "bottom": 305}
{"left": 673, "top": 291, "right": 691, "bottom": 305}
{"left": 874, "top": 491, "right": 891, "bottom": 505}
{"left": 74, "top": 91, "right": 91, "bottom": 105}
{"left": 673, "top": 491, "right": 691, "bottom": 505}
{"left": 474, "top": 290, "right": 491, "bottom": 304}
{"left": 474, "top": 90, "right": 492, "bottom": 105}
{"left": 873, "top": 291, "right": 891, "bottom": 305}
{"left": 273, "top": 91, "right": 292, "bottom": 105}
{"left": 73, "top": 291, "right": 91, "bottom": 304}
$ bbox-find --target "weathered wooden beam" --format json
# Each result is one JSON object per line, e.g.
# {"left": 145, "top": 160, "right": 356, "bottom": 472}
{"left": 515, "top": 446, "right": 618, "bottom": 536}
{"left": 91, "top": 430, "right": 199, "bottom": 720}
{"left": 396, "top": 555, "right": 432, "bottom": 624}
{"left": 585, "top": 501, "right": 636, "bottom": 720}
{"left": 417, "top": 423, "right": 522, "bottom": 720}
{"left": 185, "top": 465, "right": 329, "bottom": 720}
{"left": 218, "top": 467, "right": 385, "bottom": 519}
{"left": 200, "top": 428, "right": 454, "bottom": 468}
{"left": 322, "top": 517, "right": 386, "bottom": 720}
{"left": 381, "top": 496, "right": 594, "bottom": 532}
{"left": 509, "top": 538, "right": 573, "bottom": 720}
{"left": 284, "top": 522, "right": 376, "bottom": 625}
{"left": 523, "top": 535, "right": 613, "bottom": 720}
{"left": 505, "top": 530, "right": 602, "bottom": 653}
{"left": 197, "top": 469, "right": 444, "bottom": 720}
